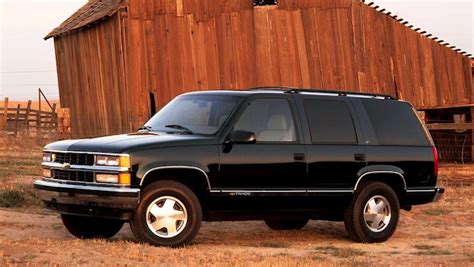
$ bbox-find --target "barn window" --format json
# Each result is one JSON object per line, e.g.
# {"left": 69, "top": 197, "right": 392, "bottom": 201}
{"left": 254, "top": 0, "right": 277, "bottom": 6}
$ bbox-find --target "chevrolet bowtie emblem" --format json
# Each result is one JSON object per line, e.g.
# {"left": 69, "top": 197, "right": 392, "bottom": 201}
{"left": 63, "top": 163, "right": 71, "bottom": 169}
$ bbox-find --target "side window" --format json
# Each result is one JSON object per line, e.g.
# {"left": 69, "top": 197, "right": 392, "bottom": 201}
{"left": 362, "top": 100, "right": 431, "bottom": 146}
{"left": 234, "top": 99, "right": 296, "bottom": 143}
{"left": 304, "top": 99, "right": 357, "bottom": 144}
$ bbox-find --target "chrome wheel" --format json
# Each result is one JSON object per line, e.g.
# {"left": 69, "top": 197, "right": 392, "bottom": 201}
{"left": 363, "top": 195, "right": 392, "bottom": 233}
{"left": 146, "top": 196, "right": 188, "bottom": 238}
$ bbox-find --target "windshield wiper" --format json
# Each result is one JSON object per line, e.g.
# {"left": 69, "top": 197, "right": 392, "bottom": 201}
{"left": 165, "top": 124, "right": 194, "bottom": 134}
{"left": 137, "top": 125, "right": 153, "bottom": 132}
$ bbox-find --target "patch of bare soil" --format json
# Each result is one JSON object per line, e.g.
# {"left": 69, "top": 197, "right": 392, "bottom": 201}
{"left": 0, "top": 184, "right": 473, "bottom": 266}
{"left": 0, "top": 139, "right": 472, "bottom": 265}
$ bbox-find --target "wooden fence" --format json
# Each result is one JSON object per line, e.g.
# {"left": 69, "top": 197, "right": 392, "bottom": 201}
{"left": 0, "top": 97, "right": 71, "bottom": 139}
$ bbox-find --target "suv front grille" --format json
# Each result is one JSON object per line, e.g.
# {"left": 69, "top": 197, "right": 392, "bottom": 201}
{"left": 51, "top": 169, "right": 94, "bottom": 183}
{"left": 53, "top": 153, "right": 95, "bottom": 166}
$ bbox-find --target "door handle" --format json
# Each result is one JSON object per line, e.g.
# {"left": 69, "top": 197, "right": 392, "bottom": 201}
{"left": 354, "top": 153, "right": 366, "bottom": 162}
{"left": 294, "top": 153, "right": 306, "bottom": 161}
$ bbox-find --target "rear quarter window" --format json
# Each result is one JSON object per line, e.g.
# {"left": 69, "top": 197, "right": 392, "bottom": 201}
{"left": 362, "top": 100, "right": 431, "bottom": 146}
{"left": 304, "top": 99, "right": 357, "bottom": 144}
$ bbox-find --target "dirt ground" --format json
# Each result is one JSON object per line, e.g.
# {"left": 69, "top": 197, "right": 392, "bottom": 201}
{"left": 0, "top": 137, "right": 473, "bottom": 266}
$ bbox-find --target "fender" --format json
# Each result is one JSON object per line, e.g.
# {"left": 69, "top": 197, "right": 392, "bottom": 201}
{"left": 138, "top": 162, "right": 211, "bottom": 189}
{"left": 355, "top": 165, "right": 406, "bottom": 191}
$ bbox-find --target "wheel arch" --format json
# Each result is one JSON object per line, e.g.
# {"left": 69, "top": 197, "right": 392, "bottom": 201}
{"left": 355, "top": 170, "right": 407, "bottom": 192}
{"left": 140, "top": 166, "right": 210, "bottom": 188}
{"left": 355, "top": 167, "right": 407, "bottom": 203}
{"left": 139, "top": 166, "right": 211, "bottom": 209}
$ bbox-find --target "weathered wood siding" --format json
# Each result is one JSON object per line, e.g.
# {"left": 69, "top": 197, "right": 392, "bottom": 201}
{"left": 126, "top": 0, "right": 472, "bottom": 131}
{"left": 54, "top": 0, "right": 473, "bottom": 137}
{"left": 54, "top": 13, "right": 130, "bottom": 137}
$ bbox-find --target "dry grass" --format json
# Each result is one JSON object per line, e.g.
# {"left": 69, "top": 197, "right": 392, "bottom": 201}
{"left": 412, "top": 245, "right": 452, "bottom": 256}
{"left": 0, "top": 136, "right": 46, "bottom": 209}
{"left": 313, "top": 246, "right": 366, "bottom": 258}
{"left": 0, "top": 136, "right": 473, "bottom": 265}
{"left": 0, "top": 136, "right": 44, "bottom": 179}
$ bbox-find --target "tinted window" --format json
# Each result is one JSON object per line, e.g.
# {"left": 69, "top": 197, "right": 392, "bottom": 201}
{"left": 363, "top": 100, "right": 431, "bottom": 146}
{"left": 235, "top": 99, "right": 296, "bottom": 142}
{"left": 304, "top": 99, "right": 357, "bottom": 144}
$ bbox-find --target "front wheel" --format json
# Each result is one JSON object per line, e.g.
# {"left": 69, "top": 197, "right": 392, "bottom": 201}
{"left": 130, "top": 180, "right": 202, "bottom": 247}
{"left": 61, "top": 214, "right": 124, "bottom": 239}
{"left": 344, "top": 182, "right": 400, "bottom": 243}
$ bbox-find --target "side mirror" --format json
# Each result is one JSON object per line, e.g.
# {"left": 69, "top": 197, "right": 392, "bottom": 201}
{"left": 229, "top": 130, "right": 257, "bottom": 144}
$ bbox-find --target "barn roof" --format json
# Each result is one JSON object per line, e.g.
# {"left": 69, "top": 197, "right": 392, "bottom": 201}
{"left": 44, "top": 0, "right": 126, "bottom": 40}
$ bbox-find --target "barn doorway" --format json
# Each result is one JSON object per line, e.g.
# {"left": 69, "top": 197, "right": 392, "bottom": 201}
{"left": 149, "top": 92, "right": 156, "bottom": 118}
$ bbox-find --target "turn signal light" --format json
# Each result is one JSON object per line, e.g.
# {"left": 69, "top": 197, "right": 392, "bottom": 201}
{"left": 119, "top": 173, "right": 131, "bottom": 185}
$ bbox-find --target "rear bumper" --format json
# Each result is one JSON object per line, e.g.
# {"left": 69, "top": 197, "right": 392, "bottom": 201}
{"left": 432, "top": 187, "right": 445, "bottom": 202}
{"left": 405, "top": 187, "right": 445, "bottom": 205}
{"left": 34, "top": 179, "right": 140, "bottom": 220}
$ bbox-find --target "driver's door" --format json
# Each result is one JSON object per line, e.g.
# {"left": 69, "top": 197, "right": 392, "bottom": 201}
{"left": 216, "top": 96, "right": 307, "bottom": 193}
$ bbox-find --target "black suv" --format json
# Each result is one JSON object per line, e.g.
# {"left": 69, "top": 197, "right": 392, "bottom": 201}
{"left": 34, "top": 88, "right": 444, "bottom": 247}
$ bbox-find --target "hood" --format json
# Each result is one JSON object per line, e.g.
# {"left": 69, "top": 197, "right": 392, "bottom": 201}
{"left": 44, "top": 132, "right": 216, "bottom": 154}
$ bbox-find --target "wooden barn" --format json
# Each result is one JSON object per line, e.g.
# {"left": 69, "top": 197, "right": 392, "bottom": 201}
{"left": 46, "top": 0, "right": 474, "bottom": 161}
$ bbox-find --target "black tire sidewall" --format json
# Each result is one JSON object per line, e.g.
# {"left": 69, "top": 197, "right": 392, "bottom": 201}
{"left": 61, "top": 214, "right": 124, "bottom": 239}
{"left": 351, "top": 182, "right": 400, "bottom": 243}
{"left": 132, "top": 181, "right": 202, "bottom": 247}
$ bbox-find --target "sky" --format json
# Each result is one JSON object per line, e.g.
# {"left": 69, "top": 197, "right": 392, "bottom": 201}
{"left": 0, "top": 0, "right": 473, "bottom": 101}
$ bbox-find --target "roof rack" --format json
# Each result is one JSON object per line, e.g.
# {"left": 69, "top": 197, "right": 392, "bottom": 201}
{"left": 250, "top": 86, "right": 396, "bottom": 100}
{"left": 251, "top": 86, "right": 295, "bottom": 91}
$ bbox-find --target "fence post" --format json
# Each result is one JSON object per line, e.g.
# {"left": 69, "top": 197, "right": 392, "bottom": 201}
{"left": 14, "top": 104, "right": 21, "bottom": 136}
{"left": 471, "top": 107, "right": 474, "bottom": 163}
{"left": 51, "top": 103, "right": 57, "bottom": 132}
{"left": 25, "top": 100, "right": 32, "bottom": 135}
{"left": 37, "top": 91, "right": 42, "bottom": 134}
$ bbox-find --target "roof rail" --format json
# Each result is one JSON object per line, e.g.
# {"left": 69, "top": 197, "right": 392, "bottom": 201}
{"left": 251, "top": 86, "right": 294, "bottom": 91}
{"left": 249, "top": 86, "right": 396, "bottom": 100}
{"left": 285, "top": 88, "right": 396, "bottom": 100}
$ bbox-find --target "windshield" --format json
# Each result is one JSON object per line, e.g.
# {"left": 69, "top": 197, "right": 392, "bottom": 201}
{"left": 144, "top": 94, "right": 242, "bottom": 135}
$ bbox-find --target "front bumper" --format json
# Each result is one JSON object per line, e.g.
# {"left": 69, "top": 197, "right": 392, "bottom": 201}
{"left": 34, "top": 179, "right": 140, "bottom": 220}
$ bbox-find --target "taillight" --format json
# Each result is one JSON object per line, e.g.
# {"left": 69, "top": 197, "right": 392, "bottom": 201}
{"left": 432, "top": 146, "right": 439, "bottom": 177}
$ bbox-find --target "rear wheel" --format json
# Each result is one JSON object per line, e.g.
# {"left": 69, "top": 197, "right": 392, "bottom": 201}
{"left": 130, "top": 180, "right": 202, "bottom": 247}
{"left": 264, "top": 218, "right": 309, "bottom": 230}
{"left": 344, "top": 182, "right": 400, "bottom": 243}
{"left": 61, "top": 214, "right": 124, "bottom": 239}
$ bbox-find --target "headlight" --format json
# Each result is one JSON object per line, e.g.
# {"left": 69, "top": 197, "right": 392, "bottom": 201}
{"left": 96, "top": 173, "right": 131, "bottom": 185}
{"left": 96, "top": 155, "right": 130, "bottom": 168}
{"left": 43, "top": 153, "right": 52, "bottom": 162}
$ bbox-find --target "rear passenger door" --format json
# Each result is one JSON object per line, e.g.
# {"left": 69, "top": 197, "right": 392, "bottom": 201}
{"left": 295, "top": 95, "right": 366, "bottom": 191}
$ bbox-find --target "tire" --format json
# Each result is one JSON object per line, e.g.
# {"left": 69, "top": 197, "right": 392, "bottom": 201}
{"left": 61, "top": 214, "right": 124, "bottom": 239}
{"left": 130, "top": 180, "right": 202, "bottom": 247}
{"left": 264, "top": 218, "right": 309, "bottom": 230}
{"left": 344, "top": 182, "right": 400, "bottom": 243}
